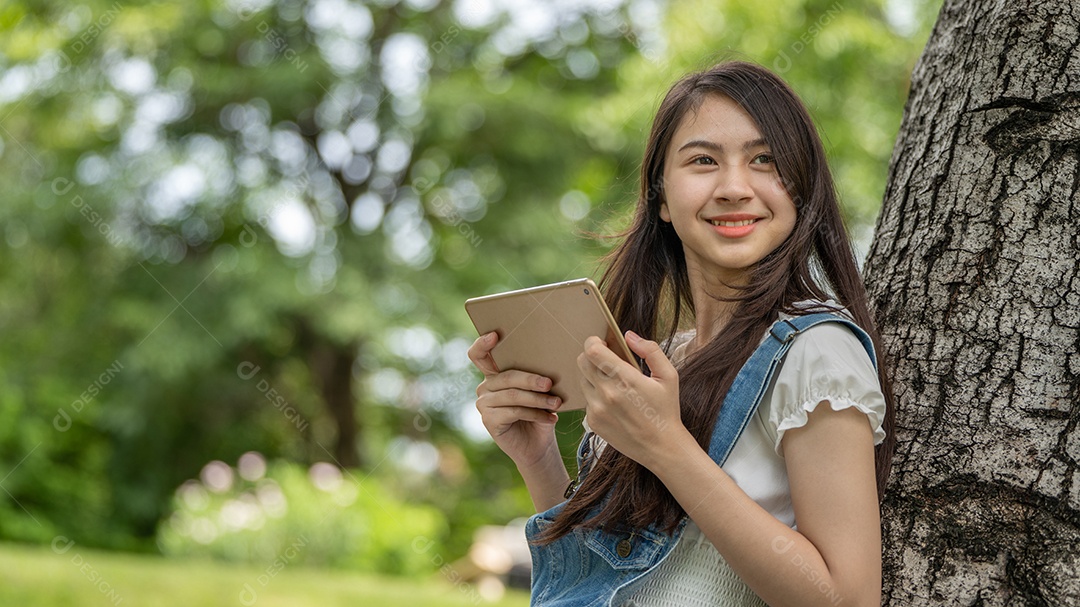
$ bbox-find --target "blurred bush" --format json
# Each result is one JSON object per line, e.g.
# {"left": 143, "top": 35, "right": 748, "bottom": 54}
{"left": 157, "top": 454, "right": 445, "bottom": 575}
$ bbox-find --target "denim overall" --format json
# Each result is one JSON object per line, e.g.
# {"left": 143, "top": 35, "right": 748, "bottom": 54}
{"left": 524, "top": 313, "right": 878, "bottom": 607}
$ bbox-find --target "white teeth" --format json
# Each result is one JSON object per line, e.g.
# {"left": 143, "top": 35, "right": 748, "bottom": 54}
{"left": 708, "top": 219, "right": 755, "bottom": 227}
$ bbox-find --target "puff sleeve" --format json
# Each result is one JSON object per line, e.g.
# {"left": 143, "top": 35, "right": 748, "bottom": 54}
{"left": 765, "top": 322, "right": 887, "bottom": 456}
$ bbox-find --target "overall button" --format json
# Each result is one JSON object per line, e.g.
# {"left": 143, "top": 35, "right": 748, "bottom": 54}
{"left": 616, "top": 538, "right": 632, "bottom": 558}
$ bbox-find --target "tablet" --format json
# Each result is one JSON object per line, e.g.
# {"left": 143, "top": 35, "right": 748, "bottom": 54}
{"left": 465, "top": 278, "right": 638, "bottom": 411}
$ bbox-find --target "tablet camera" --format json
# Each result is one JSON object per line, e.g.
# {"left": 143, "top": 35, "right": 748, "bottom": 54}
{"left": 583, "top": 288, "right": 590, "bottom": 295}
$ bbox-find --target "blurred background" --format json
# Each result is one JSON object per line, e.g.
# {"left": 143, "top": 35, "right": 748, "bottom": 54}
{"left": 0, "top": 0, "right": 939, "bottom": 604}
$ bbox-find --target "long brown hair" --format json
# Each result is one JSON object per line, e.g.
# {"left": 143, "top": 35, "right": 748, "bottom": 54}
{"left": 537, "top": 61, "right": 896, "bottom": 543}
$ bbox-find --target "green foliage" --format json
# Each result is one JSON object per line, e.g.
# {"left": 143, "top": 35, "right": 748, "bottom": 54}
{"left": 0, "top": 0, "right": 645, "bottom": 551}
{"left": 0, "top": 0, "right": 942, "bottom": 566}
{"left": 158, "top": 457, "right": 444, "bottom": 575}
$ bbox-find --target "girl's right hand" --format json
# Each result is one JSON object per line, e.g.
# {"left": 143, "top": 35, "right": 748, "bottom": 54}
{"left": 468, "top": 331, "right": 562, "bottom": 469}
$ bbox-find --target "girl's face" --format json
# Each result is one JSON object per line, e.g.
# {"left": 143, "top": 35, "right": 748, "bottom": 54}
{"left": 660, "top": 93, "right": 797, "bottom": 287}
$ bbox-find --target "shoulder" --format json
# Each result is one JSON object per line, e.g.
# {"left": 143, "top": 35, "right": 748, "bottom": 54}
{"left": 778, "top": 299, "right": 853, "bottom": 325}
{"left": 778, "top": 300, "right": 873, "bottom": 365}
{"left": 787, "top": 323, "right": 874, "bottom": 368}
{"left": 761, "top": 303, "right": 887, "bottom": 455}
{"left": 776, "top": 307, "right": 879, "bottom": 398}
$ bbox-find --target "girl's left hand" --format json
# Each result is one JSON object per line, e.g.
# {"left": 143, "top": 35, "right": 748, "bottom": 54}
{"left": 577, "top": 330, "right": 688, "bottom": 469}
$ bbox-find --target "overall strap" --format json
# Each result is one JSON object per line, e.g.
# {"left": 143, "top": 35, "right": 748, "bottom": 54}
{"left": 706, "top": 312, "right": 877, "bottom": 466}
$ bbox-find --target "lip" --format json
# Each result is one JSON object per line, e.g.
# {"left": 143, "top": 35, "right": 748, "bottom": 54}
{"left": 705, "top": 214, "right": 762, "bottom": 238}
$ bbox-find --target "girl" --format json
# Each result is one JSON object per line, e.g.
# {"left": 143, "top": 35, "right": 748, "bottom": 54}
{"left": 468, "top": 61, "right": 895, "bottom": 607}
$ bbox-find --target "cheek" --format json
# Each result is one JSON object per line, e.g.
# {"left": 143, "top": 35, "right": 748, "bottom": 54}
{"left": 770, "top": 174, "right": 792, "bottom": 197}
{"left": 759, "top": 176, "right": 797, "bottom": 224}
{"left": 782, "top": 214, "right": 797, "bottom": 239}
{"left": 662, "top": 175, "right": 710, "bottom": 213}
{"left": 778, "top": 204, "right": 798, "bottom": 239}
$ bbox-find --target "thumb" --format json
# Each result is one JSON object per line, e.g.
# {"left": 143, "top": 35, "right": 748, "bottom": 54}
{"left": 625, "top": 330, "right": 676, "bottom": 381}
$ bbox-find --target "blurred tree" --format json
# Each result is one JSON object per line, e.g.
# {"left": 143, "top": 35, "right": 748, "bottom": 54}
{"left": 864, "top": 0, "right": 1080, "bottom": 603}
{"left": 0, "top": 0, "right": 940, "bottom": 558}
{"left": 0, "top": 0, "right": 643, "bottom": 549}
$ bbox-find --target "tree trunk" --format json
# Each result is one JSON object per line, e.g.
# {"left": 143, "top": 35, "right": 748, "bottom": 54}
{"left": 295, "top": 317, "right": 362, "bottom": 469}
{"left": 309, "top": 339, "right": 361, "bottom": 469}
{"left": 864, "top": 1, "right": 1080, "bottom": 604}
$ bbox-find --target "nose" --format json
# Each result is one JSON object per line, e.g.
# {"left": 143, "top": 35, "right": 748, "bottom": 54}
{"left": 713, "top": 164, "right": 754, "bottom": 204}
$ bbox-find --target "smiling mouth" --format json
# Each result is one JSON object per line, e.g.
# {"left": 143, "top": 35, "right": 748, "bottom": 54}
{"left": 708, "top": 219, "right": 757, "bottom": 227}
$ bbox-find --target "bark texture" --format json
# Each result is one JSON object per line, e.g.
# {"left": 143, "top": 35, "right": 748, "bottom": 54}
{"left": 295, "top": 317, "right": 362, "bottom": 468}
{"left": 864, "top": 1, "right": 1080, "bottom": 604}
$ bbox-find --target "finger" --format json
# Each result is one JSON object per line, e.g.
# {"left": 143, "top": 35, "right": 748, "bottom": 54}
{"left": 480, "top": 370, "right": 554, "bottom": 395}
{"left": 582, "top": 335, "right": 628, "bottom": 380}
{"left": 481, "top": 405, "right": 559, "bottom": 432}
{"left": 625, "top": 330, "right": 676, "bottom": 381}
{"left": 577, "top": 357, "right": 597, "bottom": 398}
{"left": 477, "top": 388, "right": 561, "bottom": 412}
{"left": 467, "top": 332, "right": 501, "bottom": 376}
{"left": 577, "top": 350, "right": 602, "bottom": 386}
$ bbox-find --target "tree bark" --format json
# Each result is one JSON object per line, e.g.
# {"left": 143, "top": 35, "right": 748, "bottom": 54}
{"left": 864, "top": 1, "right": 1080, "bottom": 604}
{"left": 309, "top": 339, "right": 361, "bottom": 469}
{"left": 295, "top": 317, "right": 362, "bottom": 469}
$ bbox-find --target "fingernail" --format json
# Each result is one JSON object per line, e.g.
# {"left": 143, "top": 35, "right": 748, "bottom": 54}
{"left": 626, "top": 330, "right": 640, "bottom": 342}
{"left": 548, "top": 396, "right": 560, "bottom": 408}
{"left": 537, "top": 377, "right": 551, "bottom": 390}
{"left": 485, "top": 332, "right": 497, "bottom": 343}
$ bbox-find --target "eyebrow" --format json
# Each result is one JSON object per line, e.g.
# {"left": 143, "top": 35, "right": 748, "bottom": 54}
{"left": 677, "top": 138, "right": 768, "bottom": 153}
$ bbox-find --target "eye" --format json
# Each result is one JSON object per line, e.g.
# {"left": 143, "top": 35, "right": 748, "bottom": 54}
{"left": 751, "top": 153, "right": 775, "bottom": 165}
{"left": 691, "top": 155, "right": 716, "bottom": 166}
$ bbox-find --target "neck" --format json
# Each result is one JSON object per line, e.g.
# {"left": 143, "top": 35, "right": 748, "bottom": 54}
{"left": 685, "top": 265, "right": 746, "bottom": 354}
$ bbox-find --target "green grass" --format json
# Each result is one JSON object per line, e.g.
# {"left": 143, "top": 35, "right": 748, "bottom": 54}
{"left": 0, "top": 542, "right": 531, "bottom": 607}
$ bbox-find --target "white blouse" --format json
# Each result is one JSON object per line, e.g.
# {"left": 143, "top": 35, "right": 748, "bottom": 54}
{"left": 583, "top": 307, "right": 887, "bottom": 607}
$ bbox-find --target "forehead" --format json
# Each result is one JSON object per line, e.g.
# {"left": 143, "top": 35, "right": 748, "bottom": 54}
{"left": 668, "top": 93, "right": 763, "bottom": 149}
